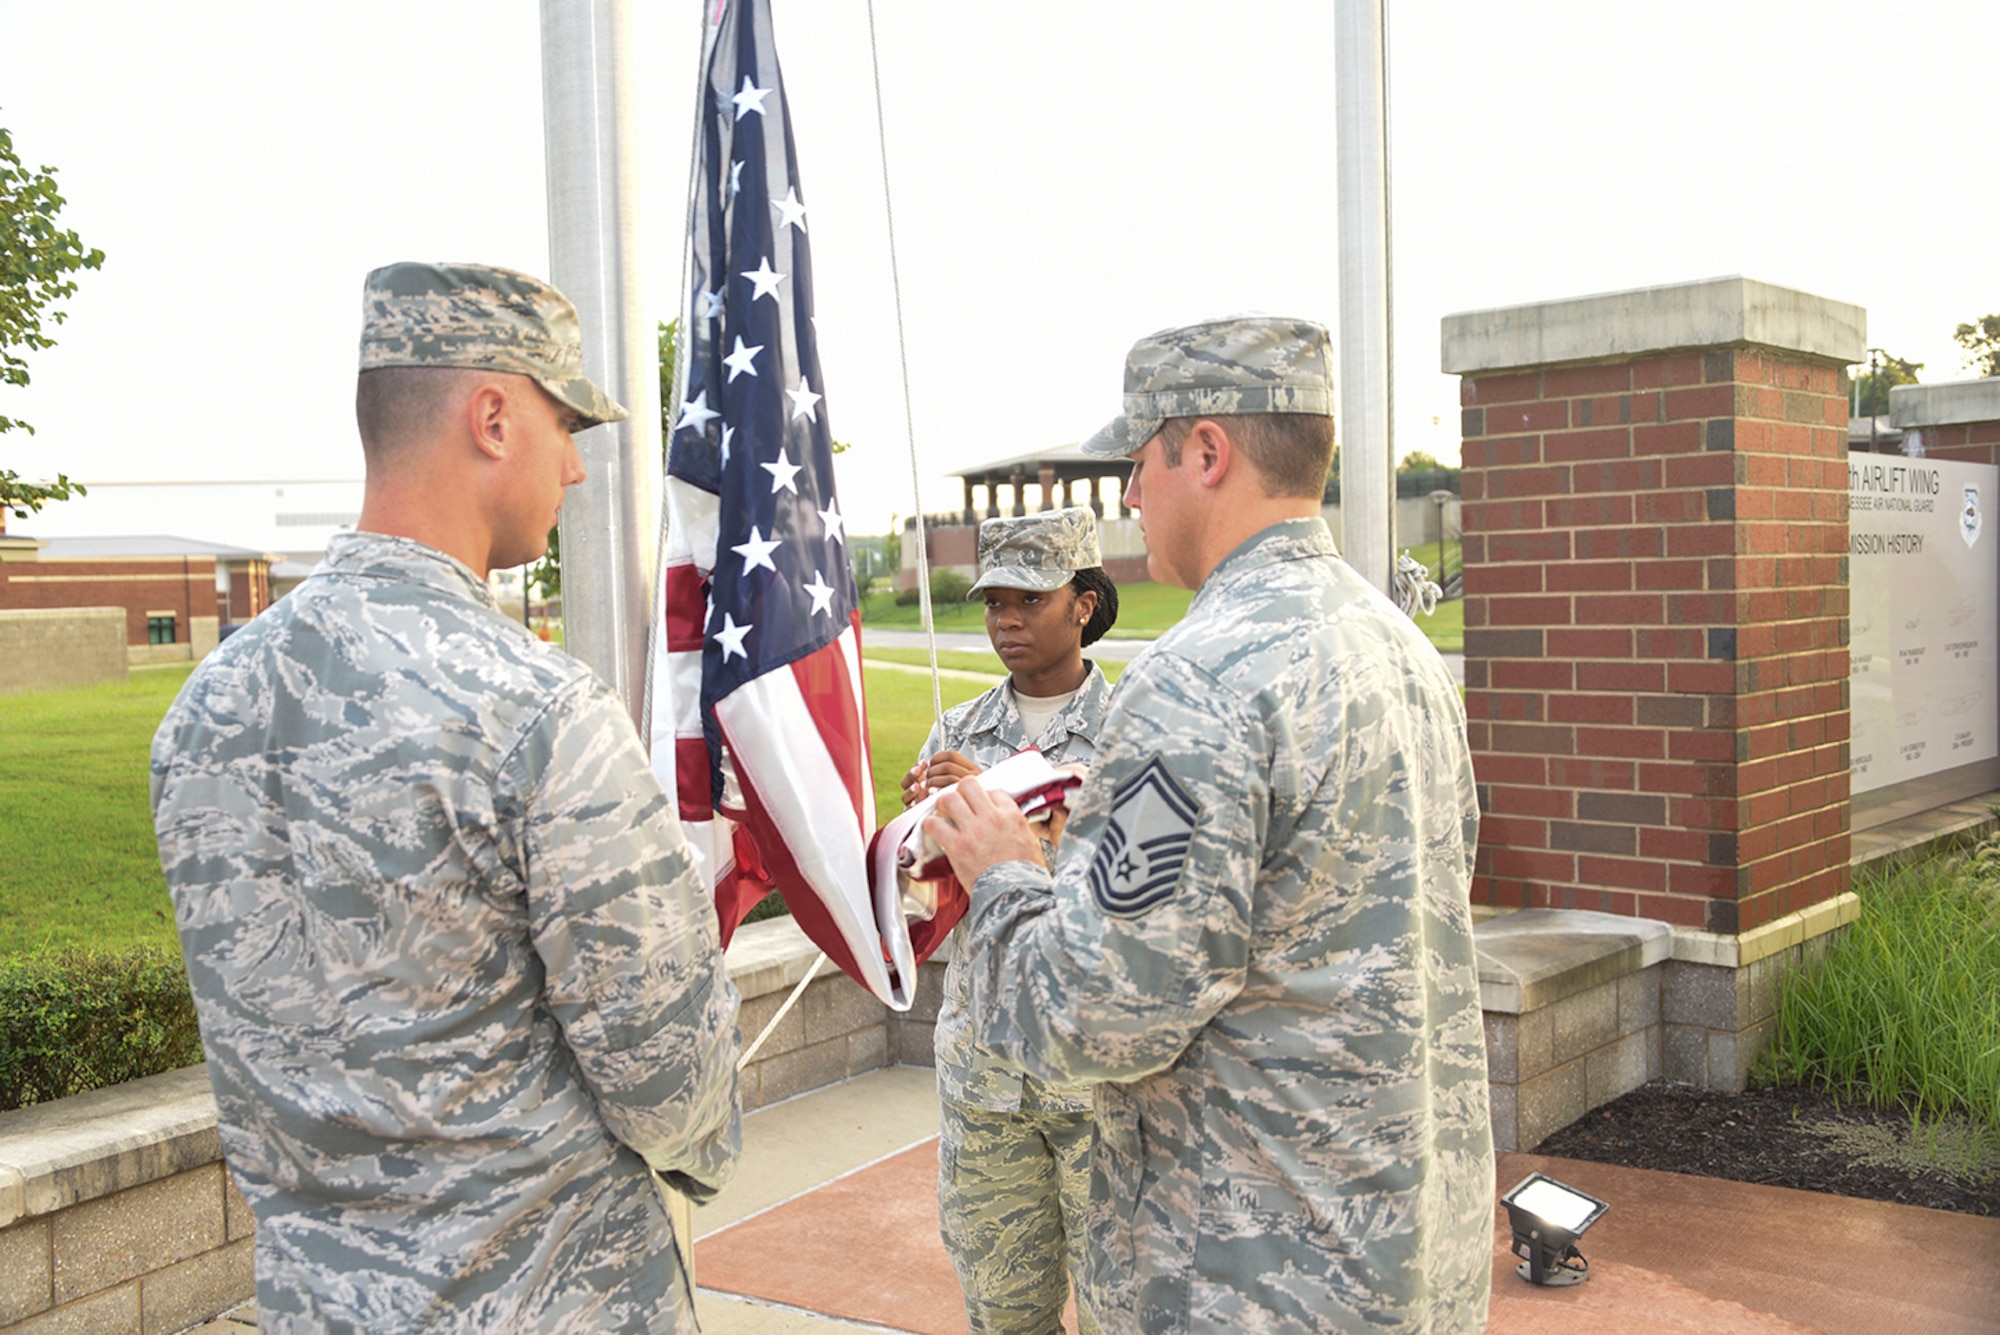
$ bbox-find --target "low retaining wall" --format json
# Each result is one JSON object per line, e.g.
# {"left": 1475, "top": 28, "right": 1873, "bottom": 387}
{"left": 0, "top": 1067, "right": 252, "bottom": 1334}
{"left": 1479, "top": 897, "right": 1858, "bottom": 1151}
{"left": 0, "top": 608, "right": 127, "bottom": 696}
{"left": 0, "top": 919, "right": 945, "bottom": 1333}
{"left": 716, "top": 918, "right": 946, "bottom": 1111}
{"left": 0, "top": 899, "right": 1860, "bottom": 1328}
{"left": 126, "top": 618, "right": 218, "bottom": 668}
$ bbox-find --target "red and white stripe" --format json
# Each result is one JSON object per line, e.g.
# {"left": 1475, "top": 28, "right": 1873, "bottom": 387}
{"left": 650, "top": 474, "right": 911, "bottom": 1008}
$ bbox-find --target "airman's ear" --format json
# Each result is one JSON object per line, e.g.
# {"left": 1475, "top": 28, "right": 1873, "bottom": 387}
{"left": 1187, "top": 419, "right": 1233, "bottom": 489}
{"left": 466, "top": 381, "right": 512, "bottom": 462}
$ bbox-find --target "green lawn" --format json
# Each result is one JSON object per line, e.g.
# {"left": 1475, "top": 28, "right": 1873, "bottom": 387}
{"left": 0, "top": 661, "right": 995, "bottom": 954}
{"left": 858, "top": 589, "right": 988, "bottom": 632}
{"left": 862, "top": 646, "right": 1128, "bottom": 686}
{"left": 860, "top": 664, "right": 991, "bottom": 813}
{"left": 4, "top": 602, "right": 1447, "bottom": 955}
{"left": 0, "top": 667, "right": 190, "bottom": 956}
{"left": 863, "top": 646, "right": 1005, "bottom": 676}
{"left": 864, "top": 577, "right": 1462, "bottom": 653}
{"left": 1420, "top": 597, "right": 1464, "bottom": 653}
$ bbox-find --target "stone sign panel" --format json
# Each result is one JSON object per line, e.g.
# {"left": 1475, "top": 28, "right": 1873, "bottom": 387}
{"left": 1849, "top": 456, "right": 1999, "bottom": 804}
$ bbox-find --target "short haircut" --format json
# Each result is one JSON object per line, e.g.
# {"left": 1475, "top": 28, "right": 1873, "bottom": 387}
{"left": 1069, "top": 567, "right": 1120, "bottom": 648}
{"left": 1154, "top": 412, "right": 1336, "bottom": 499}
{"left": 354, "top": 366, "right": 487, "bottom": 461}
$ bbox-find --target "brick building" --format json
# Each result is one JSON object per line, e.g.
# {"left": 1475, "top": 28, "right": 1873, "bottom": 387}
{"left": 0, "top": 533, "right": 277, "bottom": 664}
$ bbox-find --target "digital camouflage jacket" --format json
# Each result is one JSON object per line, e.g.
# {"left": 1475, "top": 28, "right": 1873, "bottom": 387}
{"left": 961, "top": 519, "right": 1494, "bottom": 1334}
{"left": 918, "top": 664, "right": 1112, "bottom": 1113}
{"left": 151, "top": 533, "right": 740, "bottom": 1333}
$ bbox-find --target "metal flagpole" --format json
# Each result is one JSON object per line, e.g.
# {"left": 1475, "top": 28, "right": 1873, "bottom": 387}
{"left": 1335, "top": 0, "right": 1396, "bottom": 597}
{"left": 537, "top": 0, "right": 691, "bottom": 1272}
{"left": 540, "top": 0, "right": 661, "bottom": 732}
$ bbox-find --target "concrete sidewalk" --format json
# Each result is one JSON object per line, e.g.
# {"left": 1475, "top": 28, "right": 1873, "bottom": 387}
{"left": 695, "top": 1067, "right": 2000, "bottom": 1335}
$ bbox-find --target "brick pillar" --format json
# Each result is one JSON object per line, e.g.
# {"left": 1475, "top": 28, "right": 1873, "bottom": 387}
{"left": 1444, "top": 277, "right": 1863, "bottom": 935}
{"left": 1891, "top": 378, "right": 2000, "bottom": 466}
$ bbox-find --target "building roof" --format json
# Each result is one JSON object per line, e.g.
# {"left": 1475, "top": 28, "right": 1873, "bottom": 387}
{"left": 30, "top": 534, "right": 281, "bottom": 562}
{"left": 1847, "top": 416, "right": 1904, "bottom": 453}
{"left": 947, "top": 441, "right": 1113, "bottom": 480}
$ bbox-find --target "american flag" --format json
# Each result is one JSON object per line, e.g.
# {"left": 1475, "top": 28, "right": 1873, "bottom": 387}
{"left": 651, "top": 0, "right": 918, "bottom": 1009}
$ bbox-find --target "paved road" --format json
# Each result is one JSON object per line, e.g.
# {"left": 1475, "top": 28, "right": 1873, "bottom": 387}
{"left": 864, "top": 628, "right": 1145, "bottom": 661}
{"left": 864, "top": 627, "right": 1465, "bottom": 685}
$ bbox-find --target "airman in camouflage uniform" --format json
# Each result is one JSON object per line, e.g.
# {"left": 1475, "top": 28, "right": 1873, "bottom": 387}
{"left": 904, "top": 508, "right": 1115, "bottom": 1335}
{"left": 927, "top": 317, "right": 1494, "bottom": 1334}
{"left": 151, "top": 262, "right": 740, "bottom": 1333}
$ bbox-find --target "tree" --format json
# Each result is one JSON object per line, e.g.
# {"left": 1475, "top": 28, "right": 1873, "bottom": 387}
{"left": 1, "top": 126, "right": 105, "bottom": 520}
{"left": 1953, "top": 315, "right": 2000, "bottom": 379}
{"left": 1849, "top": 351, "right": 1921, "bottom": 418}
{"left": 1397, "top": 449, "right": 1445, "bottom": 473}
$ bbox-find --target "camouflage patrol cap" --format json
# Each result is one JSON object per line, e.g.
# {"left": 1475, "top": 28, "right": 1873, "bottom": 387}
{"left": 966, "top": 506, "right": 1102, "bottom": 596}
{"left": 1080, "top": 315, "right": 1335, "bottom": 459}
{"left": 358, "top": 262, "right": 629, "bottom": 428}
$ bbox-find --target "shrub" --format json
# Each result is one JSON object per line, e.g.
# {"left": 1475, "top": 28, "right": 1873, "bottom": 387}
{"left": 743, "top": 893, "right": 792, "bottom": 924}
{"left": 1765, "top": 840, "right": 2000, "bottom": 1134}
{"left": 0, "top": 947, "right": 203, "bottom": 1111}
{"left": 894, "top": 569, "right": 972, "bottom": 608}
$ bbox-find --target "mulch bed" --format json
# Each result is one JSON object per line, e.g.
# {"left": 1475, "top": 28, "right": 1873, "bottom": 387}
{"left": 1532, "top": 1080, "right": 2000, "bottom": 1218}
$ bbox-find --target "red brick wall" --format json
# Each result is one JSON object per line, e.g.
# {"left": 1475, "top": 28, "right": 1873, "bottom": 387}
{"left": 897, "top": 525, "right": 980, "bottom": 592}
{"left": 1460, "top": 349, "right": 1850, "bottom": 934}
{"left": 0, "top": 558, "right": 219, "bottom": 645}
{"left": 1910, "top": 419, "right": 2000, "bottom": 467}
{"left": 224, "top": 562, "right": 273, "bottom": 625}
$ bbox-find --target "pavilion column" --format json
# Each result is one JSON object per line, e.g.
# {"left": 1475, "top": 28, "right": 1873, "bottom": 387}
{"left": 984, "top": 475, "right": 999, "bottom": 520}
{"left": 1009, "top": 466, "right": 1026, "bottom": 517}
{"left": 961, "top": 477, "right": 976, "bottom": 525}
{"left": 1038, "top": 463, "right": 1057, "bottom": 511}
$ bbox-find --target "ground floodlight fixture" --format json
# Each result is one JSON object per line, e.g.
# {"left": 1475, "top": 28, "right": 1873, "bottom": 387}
{"left": 1501, "top": 1172, "right": 1609, "bottom": 1287}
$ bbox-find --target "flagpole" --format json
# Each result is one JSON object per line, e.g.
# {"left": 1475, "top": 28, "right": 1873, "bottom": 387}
{"left": 540, "top": 0, "right": 661, "bottom": 729}
{"left": 538, "top": 0, "right": 691, "bottom": 1278}
{"left": 1335, "top": 0, "right": 1396, "bottom": 596}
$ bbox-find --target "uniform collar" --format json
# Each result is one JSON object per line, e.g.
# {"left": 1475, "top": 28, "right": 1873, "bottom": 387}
{"left": 960, "top": 660, "right": 1113, "bottom": 752}
{"left": 319, "top": 531, "right": 501, "bottom": 612}
{"left": 1190, "top": 517, "right": 1337, "bottom": 611}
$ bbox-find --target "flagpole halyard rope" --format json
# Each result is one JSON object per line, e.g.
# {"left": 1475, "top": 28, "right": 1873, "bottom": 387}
{"left": 864, "top": 0, "right": 944, "bottom": 726}
{"left": 736, "top": 950, "right": 827, "bottom": 1070}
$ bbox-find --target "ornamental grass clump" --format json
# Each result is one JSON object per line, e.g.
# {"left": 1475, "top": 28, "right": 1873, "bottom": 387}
{"left": 1767, "top": 837, "right": 2000, "bottom": 1141}
{"left": 0, "top": 947, "right": 202, "bottom": 1111}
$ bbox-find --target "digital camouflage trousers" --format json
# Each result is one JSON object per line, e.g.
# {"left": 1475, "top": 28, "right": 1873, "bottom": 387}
{"left": 938, "top": 1087, "right": 1100, "bottom": 1335}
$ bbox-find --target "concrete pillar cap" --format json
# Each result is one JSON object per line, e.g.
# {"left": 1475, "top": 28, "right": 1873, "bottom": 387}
{"left": 1888, "top": 376, "right": 2000, "bottom": 429}
{"left": 1441, "top": 275, "right": 1865, "bottom": 375}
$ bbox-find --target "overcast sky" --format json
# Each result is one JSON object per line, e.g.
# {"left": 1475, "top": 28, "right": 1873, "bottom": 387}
{"left": 3, "top": 0, "right": 1996, "bottom": 542}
